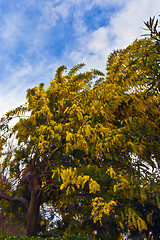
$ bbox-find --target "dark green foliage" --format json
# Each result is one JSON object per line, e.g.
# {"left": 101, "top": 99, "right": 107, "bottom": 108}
{"left": 143, "top": 16, "right": 160, "bottom": 92}
{"left": 0, "top": 232, "right": 91, "bottom": 240}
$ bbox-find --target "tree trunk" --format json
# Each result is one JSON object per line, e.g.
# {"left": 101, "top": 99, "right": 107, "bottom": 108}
{"left": 22, "top": 171, "right": 41, "bottom": 237}
{"left": 26, "top": 186, "right": 41, "bottom": 236}
{"left": 0, "top": 170, "right": 41, "bottom": 237}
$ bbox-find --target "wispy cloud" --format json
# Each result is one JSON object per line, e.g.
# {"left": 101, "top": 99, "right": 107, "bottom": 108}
{"left": 69, "top": 0, "right": 160, "bottom": 71}
{"left": 37, "top": 1, "right": 69, "bottom": 31}
{"left": 0, "top": 0, "right": 159, "bottom": 116}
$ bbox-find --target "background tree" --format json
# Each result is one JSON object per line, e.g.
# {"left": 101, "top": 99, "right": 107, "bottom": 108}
{"left": 143, "top": 15, "right": 160, "bottom": 93}
{"left": 0, "top": 24, "right": 160, "bottom": 239}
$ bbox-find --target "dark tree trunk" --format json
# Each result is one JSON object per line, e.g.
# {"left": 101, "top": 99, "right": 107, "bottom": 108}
{"left": 0, "top": 171, "right": 41, "bottom": 237}
{"left": 0, "top": 155, "right": 41, "bottom": 237}
{"left": 22, "top": 171, "right": 41, "bottom": 237}
{"left": 26, "top": 190, "right": 41, "bottom": 236}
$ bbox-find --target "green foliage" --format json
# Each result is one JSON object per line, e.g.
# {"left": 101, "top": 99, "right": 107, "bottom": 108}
{"left": 0, "top": 232, "right": 90, "bottom": 240}
{"left": 143, "top": 16, "right": 160, "bottom": 93}
{"left": 143, "top": 16, "right": 160, "bottom": 41}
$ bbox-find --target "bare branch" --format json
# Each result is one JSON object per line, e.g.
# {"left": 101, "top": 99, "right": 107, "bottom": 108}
{"left": 0, "top": 192, "right": 29, "bottom": 209}
{"left": 22, "top": 170, "right": 41, "bottom": 193}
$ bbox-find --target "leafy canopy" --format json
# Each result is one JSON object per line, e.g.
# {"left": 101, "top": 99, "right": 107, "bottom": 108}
{"left": 0, "top": 36, "right": 160, "bottom": 239}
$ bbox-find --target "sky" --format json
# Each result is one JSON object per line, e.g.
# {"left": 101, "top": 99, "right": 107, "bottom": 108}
{"left": 0, "top": 0, "right": 159, "bottom": 116}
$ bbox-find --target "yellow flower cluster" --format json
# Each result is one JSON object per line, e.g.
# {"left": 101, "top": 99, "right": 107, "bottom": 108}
{"left": 124, "top": 207, "right": 147, "bottom": 232}
{"left": 56, "top": 167, "right": 100, "bottom": 195}
{"left": 89, "top": 178, "right": 100, "bottom": 194}
{"left": 91, "top": 197, "right": 117, "bottom": 224}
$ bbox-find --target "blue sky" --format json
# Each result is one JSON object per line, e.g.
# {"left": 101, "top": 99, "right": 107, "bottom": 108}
{"left": 0, "top": 0, "right": 160, "bottom": 116}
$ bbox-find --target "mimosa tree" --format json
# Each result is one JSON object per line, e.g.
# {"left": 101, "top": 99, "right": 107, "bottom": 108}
{"left": 0, "top": 24, "right": 160, "bottom": 239}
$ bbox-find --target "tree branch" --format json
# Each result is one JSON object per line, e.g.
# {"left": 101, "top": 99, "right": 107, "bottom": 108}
{"left": 0, "top": 192, "right": 29, "bottom": 209}
{"left": 22, "top": 170, "right": 41, "bottom": 194}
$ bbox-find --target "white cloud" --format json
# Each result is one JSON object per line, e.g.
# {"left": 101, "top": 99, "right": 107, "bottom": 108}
{"left": 0, "top": 13, "right": 23, "bottom": 51}
{"left": 0, "top": 65, "right": 32, "bottom": 116}
{"left": 0, "top": 0, "right": 160, "bottom": 117}
{"left": 37, "top": 1, "right": 70, "bottom": 30}
{"left": 0, "top": 61, "right": 56, "bottom": 116}
{"left": 109, "top": 0, "right": 160, "bottom": 49}
{"left": 72, "top": 10, "right": 87, "bottom": 36}
{"left": 68, "top": 0, "right": 127, "bottom": 9}
{"left": 88, "top": 27, "right": 109, "bottom": 54}
{"left": 69, "top": 0, "right": 160, "bottom": 72}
